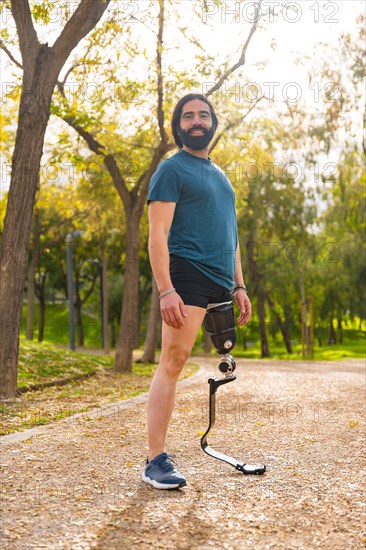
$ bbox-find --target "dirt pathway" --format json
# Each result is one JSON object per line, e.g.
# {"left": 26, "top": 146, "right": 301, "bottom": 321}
{"left": 1, "top": 358, "right": 365, "bottom": 549}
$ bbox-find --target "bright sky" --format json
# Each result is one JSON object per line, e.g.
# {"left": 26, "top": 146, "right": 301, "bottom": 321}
{"left": 0, "top": 0, "right": 364, "bottom": 194}
{"left": 166, "top": 0, "right": 364, "bottom": 103}
{"left": 1, "top": 0, "right": 363, "bottom": 90}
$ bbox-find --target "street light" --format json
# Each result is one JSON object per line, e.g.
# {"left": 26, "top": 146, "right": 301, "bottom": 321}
{"left": 66, "top": 230, "right": 85, "bottom": 351}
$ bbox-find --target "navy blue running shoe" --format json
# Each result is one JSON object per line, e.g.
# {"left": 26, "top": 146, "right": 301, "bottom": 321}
{"left": 141, "top": 452, "right": 187, "bottom": 489}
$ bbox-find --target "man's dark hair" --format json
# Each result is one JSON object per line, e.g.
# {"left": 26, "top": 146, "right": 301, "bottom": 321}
{"left": 171, "top": 93, "right": 218, "bottom": 148}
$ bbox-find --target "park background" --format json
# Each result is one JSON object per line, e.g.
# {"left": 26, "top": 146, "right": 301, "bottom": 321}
{"left": 0, "top": 1, "right": 365, "bottom": 418}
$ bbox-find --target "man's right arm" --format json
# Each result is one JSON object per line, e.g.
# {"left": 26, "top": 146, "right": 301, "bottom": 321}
{"left": 148, "top": 201, "right": 187, "bottom": 329}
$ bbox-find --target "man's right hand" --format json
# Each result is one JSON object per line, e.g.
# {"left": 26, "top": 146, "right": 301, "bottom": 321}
{"left": 160, "top": 292, "right": 188, "bottom": 329}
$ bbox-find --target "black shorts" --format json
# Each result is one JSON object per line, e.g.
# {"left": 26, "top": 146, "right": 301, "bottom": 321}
{"left": 169, "top": 255, "right": 232, "bottom": 309}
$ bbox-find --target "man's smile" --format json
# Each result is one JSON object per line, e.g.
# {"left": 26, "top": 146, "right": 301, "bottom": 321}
{"left": 189, "top": 128, "right": 205, "bottom": 135}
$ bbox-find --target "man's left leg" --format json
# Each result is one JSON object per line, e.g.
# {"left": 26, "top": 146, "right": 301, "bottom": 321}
{"left": 142, "top": 305, "right": 206, "bottom": 489}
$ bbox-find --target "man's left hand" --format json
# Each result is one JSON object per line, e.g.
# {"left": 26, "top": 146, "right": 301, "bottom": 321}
{"left": 234, "top": 290, "right": 252, "bottom": 326}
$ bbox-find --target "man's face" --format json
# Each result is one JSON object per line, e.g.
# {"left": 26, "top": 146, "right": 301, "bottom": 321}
{"left": 178, "top": 99, "right": 215, "bottom": 150}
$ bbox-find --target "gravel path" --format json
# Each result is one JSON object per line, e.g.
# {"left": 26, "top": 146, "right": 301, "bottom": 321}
{"left": 1, "top": 357, "right": 365, "bottom": 550}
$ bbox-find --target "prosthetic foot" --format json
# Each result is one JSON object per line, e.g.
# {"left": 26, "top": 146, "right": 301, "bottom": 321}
{"left": 201, "top": 302, "right": 266, "bottom": 475}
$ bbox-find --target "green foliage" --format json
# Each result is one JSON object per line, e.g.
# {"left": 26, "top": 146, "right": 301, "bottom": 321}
{"left": 31, "top": 0, "right": 55, "bottom": 24}
{"left": 21, "top": 303, "right": 103, "bottom": 347}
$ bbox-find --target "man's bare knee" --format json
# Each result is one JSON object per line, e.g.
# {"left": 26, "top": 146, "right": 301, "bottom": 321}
{"left": 161, "top": 347, "right": 191, "bottom": 378}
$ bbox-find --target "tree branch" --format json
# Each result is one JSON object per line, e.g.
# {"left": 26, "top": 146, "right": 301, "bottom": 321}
{"left": 10, "top": 0, "right": 38, "bottom": 62}
{"left": 60, "top": 62, "right": 81, "bottom": 87}
{"left": 0, "top": 39, "right": 22, "bottom": 69}
{"left": 209, "top": 95, "right": 266, "bottom": 153}
{"left": 56, "top": 81, "right": 131, "bottom": 210}
{"left": 156, "top": 0, "right": 167, "bottom": 143}
{"left": 80, "top": 267, "right": 99, "bottom": 306}
{"left": 52, "top": 0, "right": 111, "bottom": 70}
{"left": 205, "top": 0, "right": 263, "bottom": 97}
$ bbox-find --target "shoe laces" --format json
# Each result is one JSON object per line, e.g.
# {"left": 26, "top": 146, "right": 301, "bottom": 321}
{"left": 155, "top": 453, "right": 178, "bottom": 473}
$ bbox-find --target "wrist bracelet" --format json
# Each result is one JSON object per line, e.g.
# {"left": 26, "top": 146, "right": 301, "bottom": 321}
{"left": 159, "top": 287, "right": 176, "bottom": 300}
{"left": 232, "top": 284, "right": 247, "bottom": 294}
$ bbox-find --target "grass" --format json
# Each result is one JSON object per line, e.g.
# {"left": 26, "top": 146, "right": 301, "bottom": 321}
{"left": 232, "top": 330, "right": 366, "bottom": 361}
{"left": 192, "top": 324, "right": 365, "bottom": 361}
{"left": 17, "top": 340, "right": 111, "bottom": 387}
{"left": 21, "top": 303, "right": 103, "bottom": 347}
{"left": 23, "top": 303, "right": 365, "bottom": 361}
{"left": 0, "top": 341, "right": 199, "bottom": 435}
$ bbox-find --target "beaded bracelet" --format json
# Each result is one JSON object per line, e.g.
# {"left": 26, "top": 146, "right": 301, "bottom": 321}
{"left": 159, "top": 287, "right": 176, "bottom": 300}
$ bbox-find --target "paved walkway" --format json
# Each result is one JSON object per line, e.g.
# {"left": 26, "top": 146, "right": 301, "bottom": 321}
{"left": 1, "top": 357, "right": 365, "bottom": 549}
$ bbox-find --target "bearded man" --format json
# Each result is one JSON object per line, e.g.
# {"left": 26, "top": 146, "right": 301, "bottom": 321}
{"left": 142, "top": 94, "right": 252, "bottom": 489}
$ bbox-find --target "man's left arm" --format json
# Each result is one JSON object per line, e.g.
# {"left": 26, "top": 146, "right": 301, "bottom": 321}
{"left": 233, "top": 243, "right": 252, "bottom": 326}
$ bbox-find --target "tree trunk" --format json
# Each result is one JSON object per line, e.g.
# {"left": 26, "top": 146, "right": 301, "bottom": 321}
{"left": 101, "top": 244, "right": 109, "bottom": 355}
{"left": 75, "top": 287, "right": 84, "bottom": 347}
{"left": 277, "top": 313, "right": 292, "bottom": 353}
{"left": 316, "top": 324, "right": 323, "bottom": 347}
{"left": 246, "top": 236, "right": 269, "bottom": 358}
{"left": 38, "top": 294, "right": 45, "bottom": 342}
{"left": 337, "top": 317, "right": 343, "bottom": 343}
{"left": 327, "top": 318, "right": 336, "bottom": 344}
{"left": 36, "top": 271, "right": 47, "bottom": 342}
{"left": 265, "top": 293, "right": 292, "bottom": 354}
{"left": 138, "top": 277, "right": 160, "bottom": 363}
{"left": 114, "top": 216, "right": 140, "bottom": 372}
{"left": 0, "top": 83, "right": 52, "bottom": 398}
{"left": 26, "top": 211, "right": 41, "bottom": 340}
{"left": 25, "top": 255, "right": 36, "bottom": 341}
{"left": 257, "top": 291, "right": 270, "bottom": 357}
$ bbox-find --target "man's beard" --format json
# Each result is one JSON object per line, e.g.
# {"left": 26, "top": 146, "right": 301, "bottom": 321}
{"left": 178, "top": 125, "right": 214, "bottom": 151}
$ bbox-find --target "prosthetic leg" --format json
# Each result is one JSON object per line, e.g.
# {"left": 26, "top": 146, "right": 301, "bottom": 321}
{"left": 201, "top": 302, "right": 266, "bottom": 475}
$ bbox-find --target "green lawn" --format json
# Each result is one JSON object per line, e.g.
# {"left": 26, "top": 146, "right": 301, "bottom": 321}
{"left": 232, "top": 337, "right": 366, "bottom": 361}
{"left": 193, "top": 326, "right": 365, "bottom": 361}
{"left": 22, "top": 303, "right": 365, "bottom": 362}
{"left": 21, "top": 303, "right": 103, "bottom": 347}
{"left": 17, "top": 340, "right": 113, "bottom": 388}
{"left": 1, "top": 340, "right": 198, "bottom": 435}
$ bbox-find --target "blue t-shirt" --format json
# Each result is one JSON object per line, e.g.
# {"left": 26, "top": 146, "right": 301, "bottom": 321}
{"left": 148, "top": 149, "right": 238, "bottom": 290}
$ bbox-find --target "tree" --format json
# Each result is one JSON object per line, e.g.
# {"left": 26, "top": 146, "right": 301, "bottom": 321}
{"left": 0, "top": 0, "right": 113, "bottom": 399}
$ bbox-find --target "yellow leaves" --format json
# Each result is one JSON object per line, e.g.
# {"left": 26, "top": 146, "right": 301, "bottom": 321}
{"left": 349, "top": 420, "right": 359, "bottom": 428}
{"left": 31, "top": 1, "right": 54, "bottom": 24}
{"left": 304, "top": 436, "right": 316, "bottom": 443}
{"left": 197, "top": 429, "right": 213, "bottom": 437}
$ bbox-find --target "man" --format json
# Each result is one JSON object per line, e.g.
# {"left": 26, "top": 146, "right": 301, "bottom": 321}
{"left": 142, "top": 93, "right": 252, "bottom": 489}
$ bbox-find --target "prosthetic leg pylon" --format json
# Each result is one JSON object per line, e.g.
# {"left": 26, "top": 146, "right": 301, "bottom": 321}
{"left": 201, "top": 303, "right": 266, "bottom": 475}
